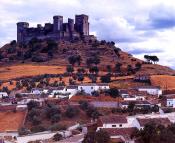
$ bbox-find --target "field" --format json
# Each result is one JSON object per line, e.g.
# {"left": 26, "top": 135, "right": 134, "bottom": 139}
{"left": 151, "top": 75, "right": 175, "bottom": 90}
{"left": 0, "top": 111, "right": 26, "bottom": 132}
{"left": 0, "top": 64, "right": 66, "bottom": 81}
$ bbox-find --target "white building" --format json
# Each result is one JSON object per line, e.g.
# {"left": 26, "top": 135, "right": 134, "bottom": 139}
{"left": 167, "top": 98, "right": 175, "bottom": 108}
{"left": 0, "top": 92, "right": 8, "bottom": 98}
{"left": 136, "top": 86, "right": 162, "bottom": 96}
{"left": 78, "top": 83, "right": 109, "bottom": 95}
{"left": 97, "top": 115, "right": 131, "bottom": 130}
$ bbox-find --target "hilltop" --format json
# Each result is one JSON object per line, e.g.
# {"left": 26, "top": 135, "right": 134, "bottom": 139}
{"left": 0, "top": 38, "right": 174, "bottom": 82}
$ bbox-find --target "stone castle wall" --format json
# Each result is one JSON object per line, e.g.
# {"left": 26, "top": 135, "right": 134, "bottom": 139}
{"left": 17, "top": 14, "right": 90, "bottom": 44}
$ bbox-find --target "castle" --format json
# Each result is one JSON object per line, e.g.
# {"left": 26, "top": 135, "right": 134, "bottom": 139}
{"left": 17, "top": 14, "right": 92, "bottom": 44}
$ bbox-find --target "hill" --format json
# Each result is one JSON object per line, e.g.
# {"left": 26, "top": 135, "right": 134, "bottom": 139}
{"left": 0, "top": 38, "right": 174, "bottom": 82}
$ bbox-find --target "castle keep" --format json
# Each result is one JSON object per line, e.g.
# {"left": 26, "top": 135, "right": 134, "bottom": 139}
{"left": 17, "top": 14, "right": 90, "bottom": 43}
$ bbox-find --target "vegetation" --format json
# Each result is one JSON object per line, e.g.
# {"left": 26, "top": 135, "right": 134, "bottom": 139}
{"left": 133, "top": 122, "right": 175, "bottom": 143}
{"left": 83, "top": 130, "right": 110, "bottom": 143}
{"left": 144, "top": 55, "right": 159, "bottom": 64}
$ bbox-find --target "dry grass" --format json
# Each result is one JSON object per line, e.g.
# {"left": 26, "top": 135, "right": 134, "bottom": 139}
{"left": 0, "top": 64, "right": 66, "bottom": 80}
{"left": 151, "top": 75, "right": 175, "bottom": 90}
{"left": 0, "top": 111, "right": 26, "bottom": 132}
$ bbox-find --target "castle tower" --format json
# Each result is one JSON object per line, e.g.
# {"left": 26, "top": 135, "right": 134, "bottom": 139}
{"left": 53, "top": 15, "right": 63, "bottom": 32}
{"left": 17, "top": 22, "right": 29, "bottom": 43}
{"left": 68, "top": 18, "right": 74, "bottom": 32}
{"left": 75, "top": 14, "right": 89, "bottom": 36}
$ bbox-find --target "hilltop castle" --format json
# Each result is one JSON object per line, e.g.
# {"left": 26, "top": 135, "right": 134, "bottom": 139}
{"left": 17, "top": 14, "right": 93, "bottom": 44}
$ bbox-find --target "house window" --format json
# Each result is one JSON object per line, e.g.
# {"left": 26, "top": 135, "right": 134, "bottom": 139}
{"left": 112, "top": 125, "right": 116, "bottom": 127}
{"left": 119, "top": 124, "right": 122, "bottom": 127}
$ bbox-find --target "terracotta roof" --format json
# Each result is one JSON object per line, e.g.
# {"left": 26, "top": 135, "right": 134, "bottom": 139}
{"left": 100, "top": 115, "right": 127, "bottom": 124}
{"left": 137, "top": 118, "right": 171, "bottom": 127}
{"left": 102, "top": 127, "right": 137, "bottom": 139}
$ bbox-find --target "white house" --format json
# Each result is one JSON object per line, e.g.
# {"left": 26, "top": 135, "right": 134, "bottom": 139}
{"left": 96, "top": 115, "right": 135, "bottom": 143}
{"left": 97, "top": 115, "right": 130, "bottom": 131}
{"left": 136, "top": 86, "right": 162, "bottom": 96}
{"left": 136, "top": 117, "right": 171, "bottom": 130}
{"left": 65, "top": 85, "right": 78, "bottom": 99}
{"left": 167, "top": 97, "right": 175, "bottom": 108}
{"left": 31, "top": 88, "right": 43, "bottom": 95}
{"left": 78, "top": 83, "right": 109, "bottom": 95}
{"left": 0, "top": 92, "right": 8, "bottom": 98}
{"left": 50, "top": 86, "right": 66, "bottom": 95}
{"left": 31, "top": 88, "right": 49, "bottom": 95}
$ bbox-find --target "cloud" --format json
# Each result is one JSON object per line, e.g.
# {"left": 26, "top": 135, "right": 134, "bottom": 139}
{"left": 0, "top": 0, "right": 175, "bottom": 69}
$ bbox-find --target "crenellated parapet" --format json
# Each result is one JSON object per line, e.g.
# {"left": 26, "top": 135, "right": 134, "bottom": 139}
{"left": 16, "top": 14, "right": 91, "bottom": 44}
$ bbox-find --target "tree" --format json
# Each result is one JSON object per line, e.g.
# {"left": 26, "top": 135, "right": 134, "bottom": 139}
{"left": 128, "top": 102, "right": 135, "bottom": 112}
{"left": 32, "top": 115, "right": 41, "bottom": 125}
{"left": 89, "top": 66, "right": 99, "bottom": 74}
{"left": 68, "top": 56, "right": 77, "bottom": 66}
{"left": 83, "top": 131, "right": 96, "bottom": 143}
{"left": 133, "top": 122, "right": 175, "bottom": 143}
{"left": 135, "top": 62, "right": 142, "bottom": 71}
{"left": 77, "top": 67, "right": 85, "bottom": 73}
{"left": 144, "top": 55, "right": 151, "bottom": 63}
{"left": 66, "top": 65, "right": 74, "bottom": 74}
{"left": 79, "top": 100, "right": 89, "bottom": 111}
{"left": 95, "top": 130, "right": 110, "bottom": 143}
{"left": 53, "top": 133, "right": 63, "bottom": 141}
{"left": 115, "top": 63, "right": 122, "bottom": 73}
{"left": 100, "top": 74, "right": 111, "bottom": 83}
{"left": 51, "top": 114, "right": 61, "bottom": 123}
{"left": 27, "top": 101, "right": 40, "bottom": 110}
{"left": 106, "top": 88, "right": 119, "bottom": 98}
{"left": 83, "top": 130, "right": 110, "bottom": 143}
{"left": 45, "top": 104, "right": 61, "bottom": 119}
{"left": 65, "top": 106, "right": 79, "bottom": 118}
{"left": 89, "top": 74, "right": 97, "bottom": 83}
{"left": 106, "top": 65, "right": 112, "bottom": 73}
{"left": 151, "top": 56, "right": 159, "bottom": 64}
{"left": 77, "top": 73, "right": 84, "bottom": 83}
{"left": 86, "top": 106, "right": 100, "bottom": 120}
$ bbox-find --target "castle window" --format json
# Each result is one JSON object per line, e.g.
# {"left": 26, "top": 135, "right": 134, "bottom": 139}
{"left": 112, "top": 125, "right": 116, "bottom": 127}
{"left": 119, "top": 124, "right": 122, "bottom": 127}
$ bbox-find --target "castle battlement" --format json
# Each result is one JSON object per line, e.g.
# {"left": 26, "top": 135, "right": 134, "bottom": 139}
{"left": 17, "top": 14, "right": 90, "bottom": 44}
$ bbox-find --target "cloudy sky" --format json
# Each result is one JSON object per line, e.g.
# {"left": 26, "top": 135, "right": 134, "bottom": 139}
{"left": 0, "top": 0, "right": 175, "bottom": 68}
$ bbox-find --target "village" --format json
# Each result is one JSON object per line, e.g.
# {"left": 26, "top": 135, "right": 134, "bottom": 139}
{"left": 0, "top": 73, "right": 175, "bottom": 143}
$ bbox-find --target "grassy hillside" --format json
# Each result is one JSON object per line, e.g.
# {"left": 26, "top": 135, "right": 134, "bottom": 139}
{"left": 0, "top": 39, "right": 174, "bottom": 82}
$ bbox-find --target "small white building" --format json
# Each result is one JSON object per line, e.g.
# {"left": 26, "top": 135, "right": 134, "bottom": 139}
{"left": 0, "top": 92, "right": 8, "bottom": 98}
{"left": 136, "top": 86, "right": 162, "bottom": 96}
{"left": 78, "top": 83, "right": 109, "bottom": 95}
{"left": 31, "top": 88, "right": 43, "bottom": 95}
{"left": 167, "top": 98, "right": 175, "bottom": 108}
{"left": 97, "top": 115, "right": 130, "bottom": 131}
{"left": 50, "top": 86, "right": 66, "bottom": 95}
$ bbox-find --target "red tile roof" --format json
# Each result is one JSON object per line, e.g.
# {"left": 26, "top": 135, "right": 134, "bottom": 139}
{"left": 100, "top": 115, "right": 127, "bottom": 124}
{"left": 137, "top": 118, "right": 171, "bottom": 127}
{"left": 102, "top": 127, "right": 137, "bottom": 137}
